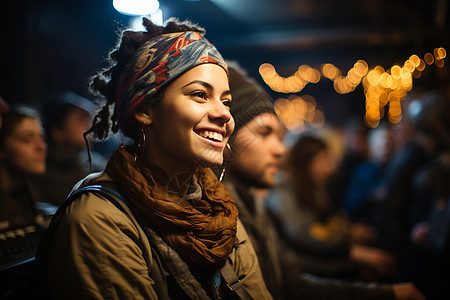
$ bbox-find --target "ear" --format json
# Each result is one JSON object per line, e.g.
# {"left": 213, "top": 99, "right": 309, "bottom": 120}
{"left": 134, "top": 111, "right": 153, "bottom": 126}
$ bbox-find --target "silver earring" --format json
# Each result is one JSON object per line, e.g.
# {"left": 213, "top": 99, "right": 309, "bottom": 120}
{"left": 135, "top": 123, "right": 146, "bottom": 162}
{"left": 219, "top": 143, "right": 231, "bottom": 182}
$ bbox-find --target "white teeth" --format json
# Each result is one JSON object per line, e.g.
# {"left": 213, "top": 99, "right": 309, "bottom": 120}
{"left": 198, "top": 130, "right": 223, "bottom": 142}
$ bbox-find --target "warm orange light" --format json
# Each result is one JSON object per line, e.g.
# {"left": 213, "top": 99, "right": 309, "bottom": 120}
{"left": 424, "top": 53, "right": 434, "bottom": 65}
{"left": 403, "top": 60, "right": 415, "bottom": 73}
{"left": 259, "top": 63, "right": 276, "bottom": 78}
{"left": 436, "top": 47, "right": 447, "bottom": 59}
{"left": 391, "top": 65, "right": 402, "bottom": 79}
{"left": 354, "top": 60, "right": 369, "bottom": 76}
{"left": 417, "top": 59, "right": 426, "bottom": 71}
{"left": 412, "top": 69, "right": 421, "bottom": 78}
{"left": 367, "top": 69, "right": 381, "bottom": 86}
{"left": 264, "top": 46, "right": 446, "bottom": 125}
{"left": 409, "top": 55, "right": 420, "bottom": 67}
{"left": 321, "top": 63, "right": 340, "bottom": 80}
{"left": 310, "top": 109, "right": 325, "bottom": 128}
{"left": 306, "top": 68, "right": 321, "bottom": 83}
{"left": 434, "top": 47, "right": 447, "bottom": 60}
{"left": 436, "top": 59, "right": 445, "bottom": 68}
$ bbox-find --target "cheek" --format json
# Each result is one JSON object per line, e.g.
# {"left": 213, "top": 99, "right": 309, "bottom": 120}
{"left": 7, "top": 146, "right": 32, "bottom": 169}
{"left": 235, "top": 142, "right": 264, "bottom": 173}
{"left": 159, "top": 104, "right": 200, "bottom": 134}
{"left": 226, "top": 117, "right": 235, "bottom": 139}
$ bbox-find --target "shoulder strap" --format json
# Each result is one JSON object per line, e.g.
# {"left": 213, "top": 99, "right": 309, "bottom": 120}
{"left": 65, "top": 184, "right": 127, "bottom": 211}
{"left": 66, "top": 185, "right": 169, "bottom": 300}
{"left": 220, "top": 259, "right": 253, "bottom": 300}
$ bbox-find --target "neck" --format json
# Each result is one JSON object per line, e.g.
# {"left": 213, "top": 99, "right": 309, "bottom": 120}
{"left": 139, "top": 155, "right": 196, "bottom": 197}
{"left": 0, "top": 164, "right": 23, "bottom": 193}
{"left": 166, "top": 171, "right": 194, "bottom": 196}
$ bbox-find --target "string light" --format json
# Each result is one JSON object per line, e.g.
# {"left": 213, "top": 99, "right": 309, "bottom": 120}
{"left": 274, "top": 95, "right": 324, "bottom": 133}
{"left": 261, "top": 47, "right": 446, "bottom": 130}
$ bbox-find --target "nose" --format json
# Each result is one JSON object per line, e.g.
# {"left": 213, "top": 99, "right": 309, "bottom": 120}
{"left": 209, "top": 99, "right": 232, "bottom": 124}
{"left": 36, "top": 137, "right": 47, "bottom": 154}
{"left": 273, "top": 137, "right": 286, "bottom": 158}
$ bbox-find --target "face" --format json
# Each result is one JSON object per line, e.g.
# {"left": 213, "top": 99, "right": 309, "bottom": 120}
{"left": 139, "top": 63, "right": 234, "bottom": 176}
{"left": 230, "top": 113, "right": 286, "bottom": 188}
{"left": 58, "top": 107, "right": 91, "bottom": 147}
{"left": 308, "top": 149, "right": 335, "bottom": 187}
{"left": 0, "top": 117, "right": 47, "bottom": 175}
{"left": 369, "top": 129, "right": 394, "bottom": 164}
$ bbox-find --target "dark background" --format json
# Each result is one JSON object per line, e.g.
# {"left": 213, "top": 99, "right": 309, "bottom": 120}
{"left": 1, "top": 0, "right": 449, "bottom": 126}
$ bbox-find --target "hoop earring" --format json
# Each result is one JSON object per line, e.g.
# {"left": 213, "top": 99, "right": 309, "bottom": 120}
{"left": 219, "top": 143, "right": 232, "bottom": 182}
{"left": 135, "top": 123, "right": 146, "bottom": 162}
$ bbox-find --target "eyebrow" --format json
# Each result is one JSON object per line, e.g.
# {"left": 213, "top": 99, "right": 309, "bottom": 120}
{"left": 183, "top": 80, "right": 231, "bottom": 98}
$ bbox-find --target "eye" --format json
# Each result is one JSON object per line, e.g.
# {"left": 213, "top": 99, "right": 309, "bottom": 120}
{"left": 17, "top": 135, "right": 33, "bottom": 143}
{"left": 222, "top": 99, "right": 232, "bottom": 107}
{"left": 259, "top": 127, "right": 272, "bottom": 137}
{"left": 190, "top": 91, "right": 207, "bottom": 100}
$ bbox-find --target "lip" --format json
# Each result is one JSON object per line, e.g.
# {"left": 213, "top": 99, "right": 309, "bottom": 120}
{"left": 267, "top": 163, "right": 280, "bottom": 173}
{"left": 35, "top": 155, "right": 46, "bottom": 162}
{"left": 195, "top": 131, "right": 225, "bottom": 148}
{"left": 194, "top": 127, "right": 227, "bottom": 147}
{"left": 195, "top": 127, "right": 226, "bottom": 136}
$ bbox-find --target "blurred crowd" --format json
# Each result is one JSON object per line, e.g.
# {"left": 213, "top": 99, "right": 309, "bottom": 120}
{"left": 265, "top": 87, "right": 450, "bottom": 299}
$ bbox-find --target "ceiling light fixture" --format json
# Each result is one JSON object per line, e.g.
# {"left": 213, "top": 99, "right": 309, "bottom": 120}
{"left": 113, "top": 0, "right": 160, "bottom": 16}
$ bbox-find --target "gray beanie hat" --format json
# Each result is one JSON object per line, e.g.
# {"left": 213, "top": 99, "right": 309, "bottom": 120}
{"left": 227, "top": 61, "right": 275, "bottom": 134}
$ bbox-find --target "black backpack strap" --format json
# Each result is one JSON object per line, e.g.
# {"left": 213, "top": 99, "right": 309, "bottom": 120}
{"left": 220, "top": 259, "right": 253, "bottom": 300}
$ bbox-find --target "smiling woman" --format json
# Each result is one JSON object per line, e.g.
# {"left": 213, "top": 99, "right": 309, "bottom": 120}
{"left": 32, "top": 17, "right": 272, "bottom": 299}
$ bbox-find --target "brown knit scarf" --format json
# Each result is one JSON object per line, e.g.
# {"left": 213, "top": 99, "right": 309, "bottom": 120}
{"left": 105, "top": 145, "right": 238, "bottom": 268}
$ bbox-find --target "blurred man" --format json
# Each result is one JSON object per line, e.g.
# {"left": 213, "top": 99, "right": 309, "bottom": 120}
{"left": 222, "top": 61, "right": 425, "bottom": 300}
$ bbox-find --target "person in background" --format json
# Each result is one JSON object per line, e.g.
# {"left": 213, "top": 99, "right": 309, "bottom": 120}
{"left": 342, "top": 122, "right": 395, "bottom": 223}
{"left": 32, "top": 18, "right": 271, "bottom": 299}
{"left": 223, "top": 61, "right": 425, "bottom": 300}
{"left": 267, "top": 133, "right": 397, "bottom": 281}
{"left": 334, "top": 117, "right": 369, "bottom": 205}
{"left": 0, "top": 105, "right": 48, "bottom": 230}
{"left": 409, "top": 151, "right": 450, "bottom": 300}
{"left": 378, "top": 88, "right": 450, "bottom": 299}
{"left": 374, "top": 88, "right": 450, "bottom": 285}
{"left": 31, "top": 90, "right": 107, "bottom": 206}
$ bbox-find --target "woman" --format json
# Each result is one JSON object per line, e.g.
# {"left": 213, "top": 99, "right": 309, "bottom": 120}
{"left": 266, "top": 134, "right": 396, "bottom": 281}
{"left": 0, "top": 106, "right": 47, "bottom": 230}
{"left": 34, "top": 18, "right": 271, "bottom": 299}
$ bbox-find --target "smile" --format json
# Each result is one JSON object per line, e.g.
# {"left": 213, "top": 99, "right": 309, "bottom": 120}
{"left": 196, "top": 130, "right": 224, "bottom": 142}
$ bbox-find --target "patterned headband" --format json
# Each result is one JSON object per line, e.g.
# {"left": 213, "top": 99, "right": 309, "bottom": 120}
{"left": 115, "top": 31, "right": 228, "bottom": 138}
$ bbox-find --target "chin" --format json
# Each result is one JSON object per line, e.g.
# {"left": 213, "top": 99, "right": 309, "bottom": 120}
{"left": 30, "top": 165, "right": 46, "bottom": 175}
{"left": 194, "top": 147, "right": 224, "bottom": 166}
{"left": 196, "top": 155, "right": 223, "bottom": 168}
{"left": 258, "top": 175, "right": 276, "bottom": 188}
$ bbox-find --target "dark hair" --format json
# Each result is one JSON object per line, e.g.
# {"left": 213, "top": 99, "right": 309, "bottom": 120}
{"left": 282, "top": 135, "right": 329, "bottom": 216}
{"left": 0, "top": 106, "right": 41, "bottom": 148}
{"left": 85, "top": 17, "right": 205, "bottom": 143}
{"left": 41, "top": 90, "right": 95, "bottom": 136}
